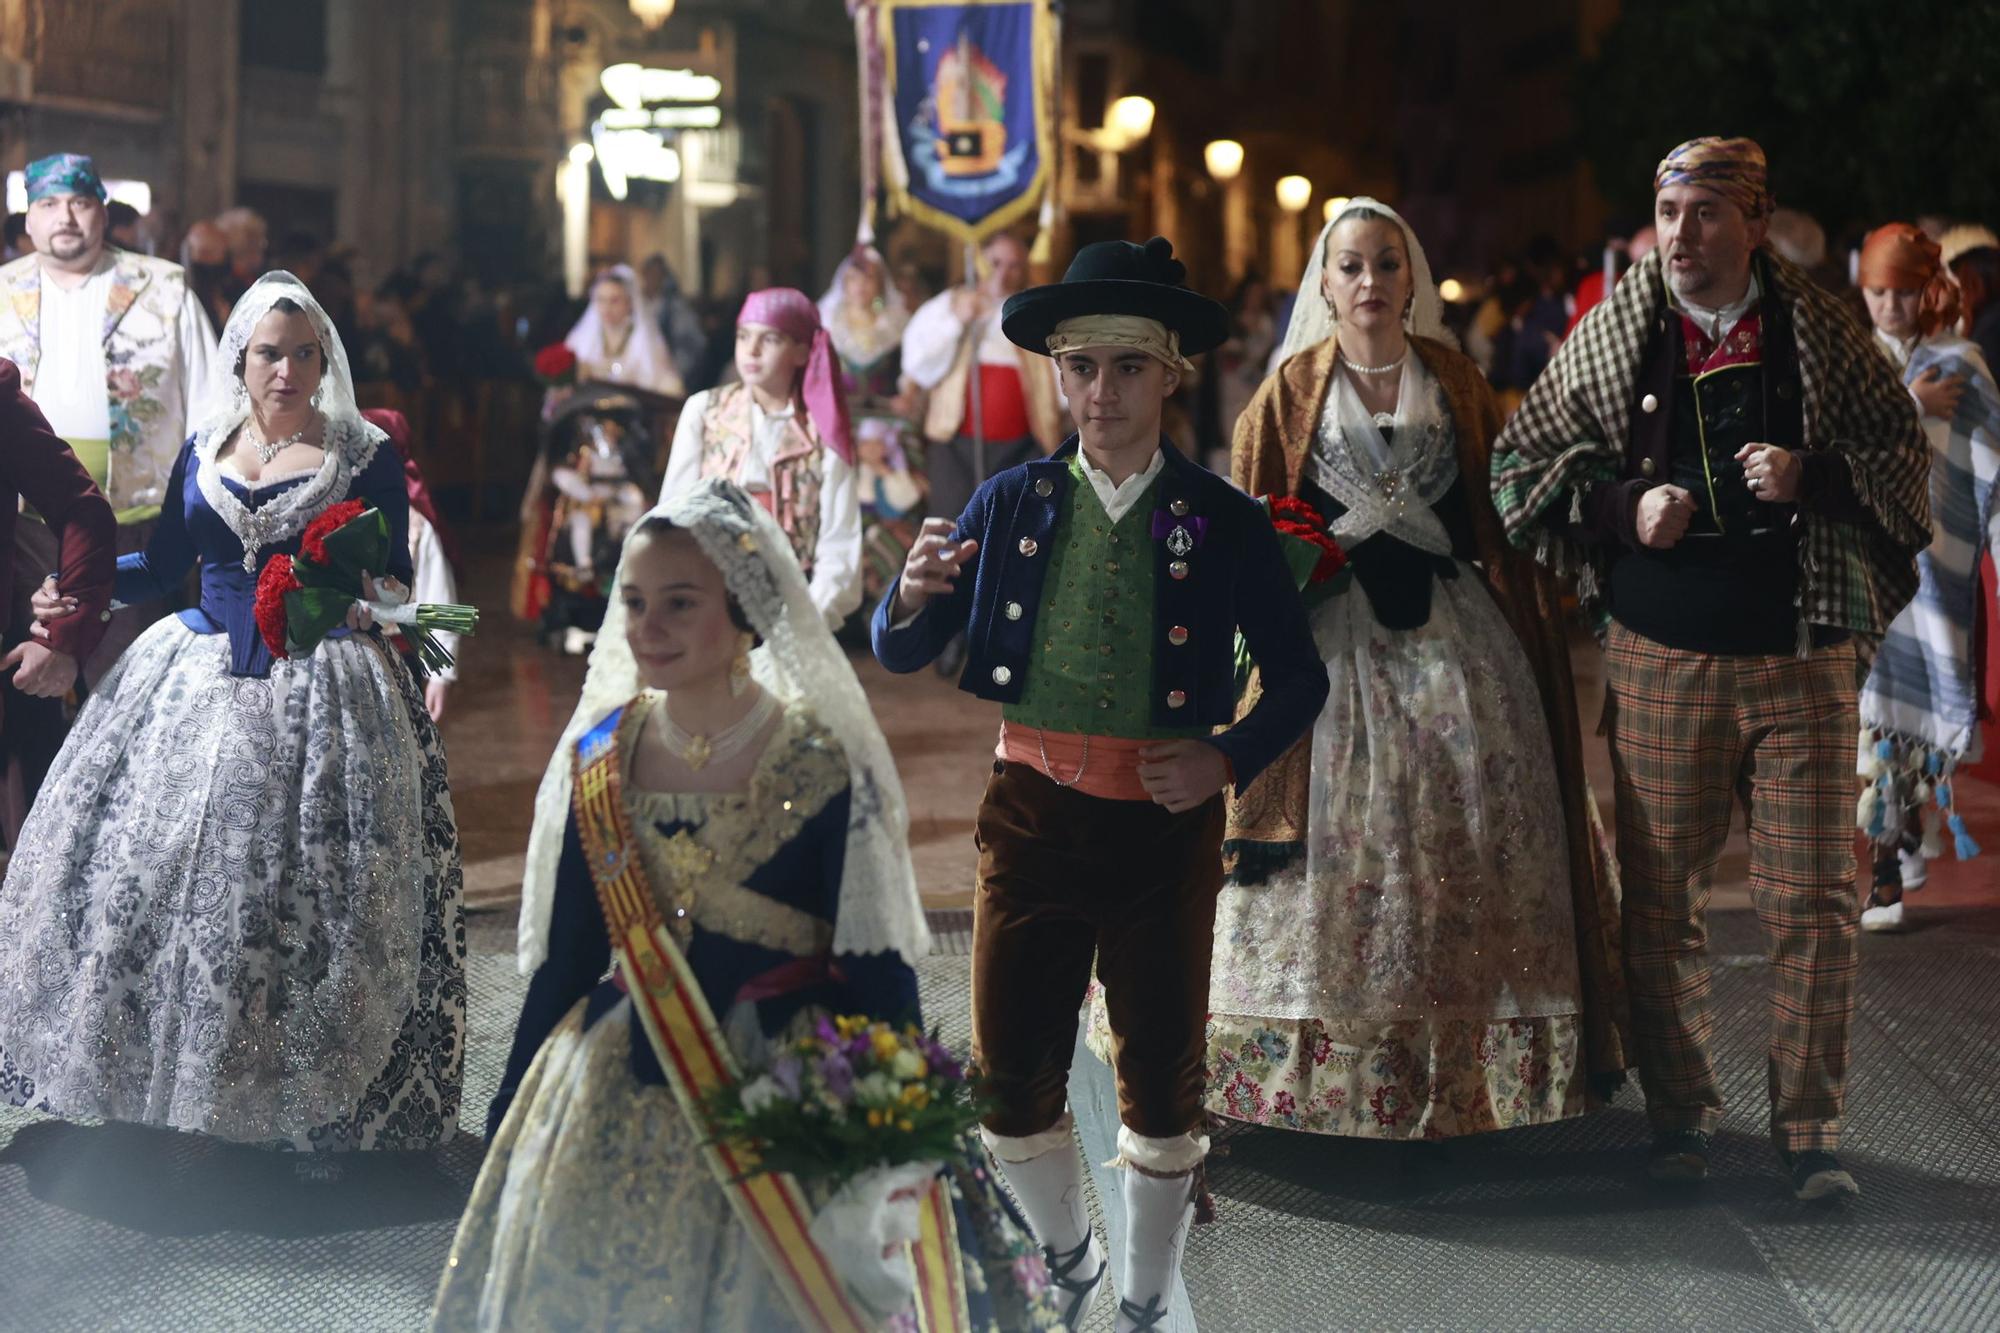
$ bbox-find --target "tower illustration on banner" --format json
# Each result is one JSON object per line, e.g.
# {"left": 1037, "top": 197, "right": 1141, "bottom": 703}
{"left": 866, "top": 0, "right": 1055, "bottom": 245}
{"left": 935, "top": 29, "right": 1007, "bottom": 177}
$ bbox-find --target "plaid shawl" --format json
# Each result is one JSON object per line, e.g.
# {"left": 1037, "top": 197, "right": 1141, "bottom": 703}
{"left": 1491, "top": 248, "right": 1932, "bottom": 655}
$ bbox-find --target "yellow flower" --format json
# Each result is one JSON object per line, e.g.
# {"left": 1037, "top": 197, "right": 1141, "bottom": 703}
{"left": 897, "top": 1119, "right": 914, "bottom": 1132}
{"left": 899, "top": 1083, "right": 931, "bottom": 1110}
{"left": 871, "top": 1030, "right": 902, "bottom": 1063}
{"left": 836, "top": 1015, "right": 869, "bottom": 1039}
{"left": 867, "top": 1108, "right": 886, "bottom": 1128}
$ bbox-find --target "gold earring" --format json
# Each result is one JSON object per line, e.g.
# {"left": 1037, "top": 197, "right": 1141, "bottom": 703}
{"left": 729, "top": 632, "right": 753, "bottom": 696}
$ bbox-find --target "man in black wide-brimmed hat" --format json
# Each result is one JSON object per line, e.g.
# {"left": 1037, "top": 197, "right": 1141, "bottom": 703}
{"left": 873, "top": 237, "right": 1326, "bottom": 1330}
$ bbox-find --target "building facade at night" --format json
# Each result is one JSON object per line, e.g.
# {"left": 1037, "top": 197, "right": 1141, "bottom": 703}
{"left": 0, "top": 0, "right": 1620, "bottom": 300}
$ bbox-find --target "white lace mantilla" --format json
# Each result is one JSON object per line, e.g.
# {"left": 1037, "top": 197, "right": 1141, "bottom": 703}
{"left": 196, "top": 413, "right": 385, "bottom": 571}
{"left": 519, "top": 479, "right": 930, "bottom": 974}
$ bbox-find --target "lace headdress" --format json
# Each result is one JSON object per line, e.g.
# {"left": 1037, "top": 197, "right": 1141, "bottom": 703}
{"left": 818, "top": 245, "right": 910, "bottom": 372}
{"left": 564, "top": 263, "right": 683, "bottom": 397}
{"left": 518, "top": 478, "right": 930, "bottom": 972}
{"left": 1278, "top": 197, "right": 1456, "bottom": 365}
{"left": 190, "top": 270, "right": 388, "bottom": 569}
{"left": 196, "top": 269, "right": 376, "bottom": 446}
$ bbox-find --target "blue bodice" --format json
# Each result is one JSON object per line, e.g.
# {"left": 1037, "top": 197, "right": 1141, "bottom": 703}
{"left": 487, "top": 699, "right": 920, "bottom": 1136}
{"left": 113, "top": 423, "right": 414, "bottom": 678}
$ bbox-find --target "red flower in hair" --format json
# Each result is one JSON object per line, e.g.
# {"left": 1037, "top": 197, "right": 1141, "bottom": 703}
{"left": 298, "top": 499, "right": 367, "bottom": 567}
{"left": 254, "top": 555, "right": 301, "bottom": 659}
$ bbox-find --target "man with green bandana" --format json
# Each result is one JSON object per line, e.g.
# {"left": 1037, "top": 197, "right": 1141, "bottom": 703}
{"left": 0, "top": 153, "right": 217, "bottom": 843}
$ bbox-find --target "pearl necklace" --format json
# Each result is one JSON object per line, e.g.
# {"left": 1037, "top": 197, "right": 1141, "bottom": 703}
{"left": 251, "top": 414, "right": 319, "bottom": 465}
{"left": 658, "top": 689, "right": 779, "bottom": 771}
{"left": 1338, "top": 349, "right": 1407, "bottom": 377}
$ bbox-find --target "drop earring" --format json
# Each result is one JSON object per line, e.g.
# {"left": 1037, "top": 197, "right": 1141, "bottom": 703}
{"left": 729, "top": 632, "right": 753, "bottom": 696}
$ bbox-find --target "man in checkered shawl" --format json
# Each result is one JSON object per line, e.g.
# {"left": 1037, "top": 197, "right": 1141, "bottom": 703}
{"left": 1491, "top": 136, "right": 1931, "bottom": 1203}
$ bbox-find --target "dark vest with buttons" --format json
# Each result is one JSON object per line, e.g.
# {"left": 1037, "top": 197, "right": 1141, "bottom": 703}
{"left": 1607, "top": 279, "right": 1819, "bottom": 656}
{"left": 968, "top": 440, "right": 1229, "bottom": 729}
{"left": 1002, "top": 456, "right": 1208, "bottom": 738}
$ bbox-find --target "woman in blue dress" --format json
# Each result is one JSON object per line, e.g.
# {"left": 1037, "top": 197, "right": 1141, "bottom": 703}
{"left": 435, "top": 480, "right": 1057, "bottom": 1331}
{"left": 0, "top": 271, "right": 465, "bottom": 1156}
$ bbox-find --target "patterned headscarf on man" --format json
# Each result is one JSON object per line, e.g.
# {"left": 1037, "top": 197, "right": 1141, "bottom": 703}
{"left": 1653, "top": 136, "right": 1774, "bottom": 219}
{"left": 25, "top": 153, "right": 107, "bottom": 203}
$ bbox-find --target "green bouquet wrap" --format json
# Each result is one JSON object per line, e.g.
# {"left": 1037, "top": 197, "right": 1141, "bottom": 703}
{"left": 254, "top": 499, "right": 478, "bottom": 679}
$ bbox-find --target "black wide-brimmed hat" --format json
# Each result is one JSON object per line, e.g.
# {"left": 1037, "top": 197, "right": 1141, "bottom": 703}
{"left": 1001, "top": 236, "right": 1229, "bottom": 359}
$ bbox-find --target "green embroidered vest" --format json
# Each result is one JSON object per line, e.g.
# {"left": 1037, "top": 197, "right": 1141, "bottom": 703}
{"left": 1002, "top": 458, "right": 1207, "bottom": 740}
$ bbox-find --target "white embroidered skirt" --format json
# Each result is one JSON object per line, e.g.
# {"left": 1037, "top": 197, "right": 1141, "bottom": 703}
{"left": 0, "top": 618, "right": 464, "bottom": 1151}
{"left": 432, "top": 997, "right": 797, "bottom": 1332}
{"left": 1202, "top": 566, "right": 1585, "bottom": 1138}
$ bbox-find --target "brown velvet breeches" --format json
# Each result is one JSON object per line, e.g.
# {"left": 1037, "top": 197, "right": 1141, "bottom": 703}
{"left": 970, "top": 759, "right": 1225, "bottom": 1140}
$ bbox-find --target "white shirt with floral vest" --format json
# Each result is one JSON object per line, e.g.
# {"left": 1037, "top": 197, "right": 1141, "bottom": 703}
{"left": 0, "top": 248, "right": 219, "bottom": 523}
{"left": 661, "top": 382, "right": 862, "bottom": 628}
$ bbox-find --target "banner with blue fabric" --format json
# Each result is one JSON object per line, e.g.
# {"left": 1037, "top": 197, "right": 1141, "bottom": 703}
{"left": 878, "top": 0, "right": 1054, "bottom": 243}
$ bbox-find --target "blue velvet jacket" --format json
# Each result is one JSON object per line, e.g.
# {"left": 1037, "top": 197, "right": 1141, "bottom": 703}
{"left": 871, "top": 436, "right": 1327, "bottom": 790}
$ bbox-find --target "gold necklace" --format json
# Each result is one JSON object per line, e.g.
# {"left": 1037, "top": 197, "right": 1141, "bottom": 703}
{"left": 657, "top": 690, "right": 778, "bottom": 770}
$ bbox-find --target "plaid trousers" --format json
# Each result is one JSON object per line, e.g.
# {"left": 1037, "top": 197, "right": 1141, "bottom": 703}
{"left": 1604, "top": 624, "right": 1860, "bottom": 1153}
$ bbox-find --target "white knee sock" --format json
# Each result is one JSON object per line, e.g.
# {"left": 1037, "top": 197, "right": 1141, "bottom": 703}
{"left": 1118, "top": 1166, "right": 1196, "bottom": 1330}
{"left": 980, "top": 1114, "right": 1090, "bottom": 1257}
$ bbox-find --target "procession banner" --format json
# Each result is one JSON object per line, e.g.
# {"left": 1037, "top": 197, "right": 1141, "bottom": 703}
{"left": 877, "top": 0, "right": 1056, "bottom": 243}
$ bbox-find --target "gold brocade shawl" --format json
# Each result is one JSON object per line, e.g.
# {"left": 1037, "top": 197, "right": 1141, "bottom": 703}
{"left": 1229, "top": 333, "right": 1631, "bottom": 1087}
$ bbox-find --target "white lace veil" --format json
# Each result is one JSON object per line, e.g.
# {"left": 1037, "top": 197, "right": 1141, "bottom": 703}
{"left": 194, "top": 269, "right": 378, "bottom": 448}
{"left": 818, "top": 245, "right": 910, "bottom": 371}
{"left": 518, "top": 477, "right": 930, "bottom": 974}
{"left": 1278, "top": 197, "right": 1457, "bottom": 366}
{"left": 565, "top": 264, "right": 684, "bottom": 397}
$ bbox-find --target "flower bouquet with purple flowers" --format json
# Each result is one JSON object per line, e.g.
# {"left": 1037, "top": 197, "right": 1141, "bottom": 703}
{"left": 704, "top": 1014, "right": 985, "bottom": 1188}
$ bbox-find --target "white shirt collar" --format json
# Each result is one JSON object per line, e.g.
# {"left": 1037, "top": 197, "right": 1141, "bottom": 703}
{"left": 1670, "top": 268, "right": 1761, "bottom": 343}
{"left": 1873, "top": 327, "right": 1918, "bottom": 370}
{"left": 1076, "top": 446, "right": 1164, "bottom": 524}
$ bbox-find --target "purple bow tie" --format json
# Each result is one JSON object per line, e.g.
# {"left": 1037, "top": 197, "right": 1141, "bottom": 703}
{"left": 1150, "top": 511, "right": 1207, "bottom": 548}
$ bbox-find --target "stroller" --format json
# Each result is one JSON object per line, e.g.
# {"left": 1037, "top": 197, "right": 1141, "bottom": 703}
{"left": 529, "top": 384, "right": 670, "bottom": 654}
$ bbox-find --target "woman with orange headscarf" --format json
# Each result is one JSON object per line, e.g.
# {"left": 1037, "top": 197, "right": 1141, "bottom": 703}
{"left": 1855, "top": 223, "right": 2000, "bottom": 930}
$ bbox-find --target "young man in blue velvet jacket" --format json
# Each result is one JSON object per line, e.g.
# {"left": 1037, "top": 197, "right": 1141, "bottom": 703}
{"left": 873, "top": 236, "right": 1325, "bottom": 1332}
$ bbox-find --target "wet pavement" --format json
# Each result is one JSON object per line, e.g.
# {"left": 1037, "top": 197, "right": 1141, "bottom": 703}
{"left": 0, "top": 523, "right": 1995, "bottom": 1330}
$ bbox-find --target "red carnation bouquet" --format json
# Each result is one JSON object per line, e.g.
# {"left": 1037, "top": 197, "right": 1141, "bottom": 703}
{"left": 1236, "top": 495, "right": 1349, "bottom": 696}
{"left": 533, "top": 343, "right": 579, "bottom": 388}
{"left": 255, "top": 500, "right": 479, "bottom": 679}
{"left": 1262, "top": 494, "right": 1351, "bottom": 604}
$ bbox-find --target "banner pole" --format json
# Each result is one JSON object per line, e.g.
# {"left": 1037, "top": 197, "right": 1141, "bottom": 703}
{"left": 966, "top": 240, "right": 987, "bottom": 488}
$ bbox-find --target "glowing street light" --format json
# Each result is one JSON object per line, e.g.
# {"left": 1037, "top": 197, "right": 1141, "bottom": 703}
{"left": 1439, "top": 278, "right": 1468, "bottom": 302}
{"left": 1203, "top": 139, "right": 1245, "bottom": 182}
{"left": 1276, "top": 175, "right": 1313, "bottom": 213}
{"left": 1108, "top": 95, "right": 1156, "bottom": 147}
{"left": 628, "top": 0, "right": 676, "bottom": 29}
{"left": 1321, "top": 195, "right": 1352, "bottom": 223}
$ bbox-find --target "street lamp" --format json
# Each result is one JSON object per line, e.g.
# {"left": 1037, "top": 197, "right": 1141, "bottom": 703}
{"left": 1321, "top": 195, "right": 1351, "bottom": 223}
{"left": 1107, "top": 95, "right": 1156, "bottom": 148}
{"left": 628, "top": 0, "right": 676, "bottom": 28}
{"left": 1276, "top": 175, "right": 1313, "bottom": 213}
{"left": 1203, "top": 139, "right": 1244, "bottom": 182}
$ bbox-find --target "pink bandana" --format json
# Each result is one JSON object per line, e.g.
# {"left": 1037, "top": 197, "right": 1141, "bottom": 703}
{"left": 738, "top": 287, "right": 854, "bottom": 465}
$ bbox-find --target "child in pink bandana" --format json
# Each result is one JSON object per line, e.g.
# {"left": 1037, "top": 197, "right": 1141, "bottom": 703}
{"left": 661, "top": 288, "right": 862, "bottom": 628}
